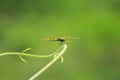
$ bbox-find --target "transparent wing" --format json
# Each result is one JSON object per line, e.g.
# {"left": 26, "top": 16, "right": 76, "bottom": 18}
{"left": 42, "top": 37, "right": 80, "bottom": 42}
{"left": 42, "top": 38, "right": 57, "bottom": 42}
{"left": 42, "top": 38, "right": 50, "bottom": 40}
{"left": 62, "top": 37, "right": 80, "bottom": 40}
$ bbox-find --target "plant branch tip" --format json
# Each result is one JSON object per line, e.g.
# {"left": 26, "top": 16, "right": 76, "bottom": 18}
{"left": 29, "top": 44, "right": 67, "bottom": 80}
{"left": 22, "top": 48, "right": 32, "bottom": 53}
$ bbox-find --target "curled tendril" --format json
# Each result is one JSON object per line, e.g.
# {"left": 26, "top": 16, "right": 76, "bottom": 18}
{"left": 0, "top": 44, "right": 67, "bottom": 80}
{"left": 29, "top": 44, "right": 67, "bottom": 80}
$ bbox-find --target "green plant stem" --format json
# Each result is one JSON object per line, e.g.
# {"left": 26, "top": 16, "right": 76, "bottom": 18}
{"left": 0, "top": 46, "right": 62, "bottom": 58}
{"left": 0, "top": 44, "right": 67, "bottom": 80}
{"left": 29, "top": 44, "right": 67, "bottom": 80}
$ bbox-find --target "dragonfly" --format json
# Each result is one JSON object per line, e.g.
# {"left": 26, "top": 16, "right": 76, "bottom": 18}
{"left": 42, "top": 37, "right": 79, "bottom": 44}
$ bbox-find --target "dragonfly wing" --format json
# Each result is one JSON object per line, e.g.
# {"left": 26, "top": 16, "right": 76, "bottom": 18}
{"left": 62, "top": 37, "right": 80, "bottom": 39}
{"left": 42, "top": 38, "right": 56, "bottom": 42}
{"left": 42, "top": 38, "right": 51, "bottom": 40}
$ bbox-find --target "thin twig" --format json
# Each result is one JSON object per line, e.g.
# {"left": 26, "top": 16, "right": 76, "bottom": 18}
{"left": 29, "top": 44, "right": 67, "bottom": 80}
{"left": 0, "top": 46, "right": 62, "bottom": 58}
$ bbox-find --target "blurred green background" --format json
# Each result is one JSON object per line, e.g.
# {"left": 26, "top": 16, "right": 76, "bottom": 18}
{"left": 0, "top": 0, "right": 120, "bottom": 80}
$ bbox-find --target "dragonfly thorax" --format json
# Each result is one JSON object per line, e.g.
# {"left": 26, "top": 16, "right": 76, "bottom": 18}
{"left": 56, "top": 38, "right": 65, "bottom": 43}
